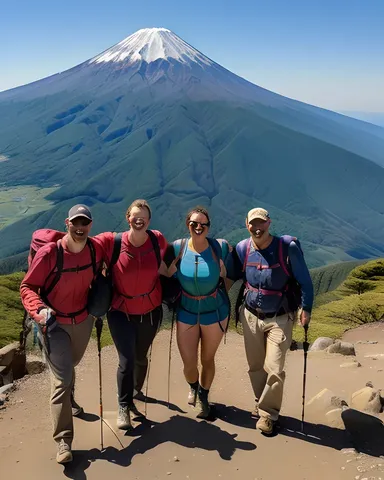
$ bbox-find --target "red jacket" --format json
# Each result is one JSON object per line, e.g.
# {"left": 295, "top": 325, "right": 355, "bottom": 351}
{"left": 93, "top": 230, "right": 167, "bottom": 315}
{"left": 20, "top": 236, "right": 105, "bottom": 324}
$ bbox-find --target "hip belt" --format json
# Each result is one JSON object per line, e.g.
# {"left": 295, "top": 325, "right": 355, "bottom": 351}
{"left": 245, "top": 304, "right": 286, "bottom": 320}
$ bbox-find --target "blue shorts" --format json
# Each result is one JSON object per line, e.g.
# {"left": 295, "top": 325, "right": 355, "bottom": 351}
{"left": 177, "top": 302, "right": 229, "bottom": 326}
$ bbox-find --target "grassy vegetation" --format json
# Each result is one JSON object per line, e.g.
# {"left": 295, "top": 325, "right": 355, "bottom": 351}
{"left": 0, "top": 185, "right": 57, "bottom": 230}
{"left": 0, "top": 272, "right": 25, "bottom": 348}
{"left": 294, "top": 258, "right": 384, "bottom": 343}
{"left": 1, "top": 259, "right": 383, "bottom": 349}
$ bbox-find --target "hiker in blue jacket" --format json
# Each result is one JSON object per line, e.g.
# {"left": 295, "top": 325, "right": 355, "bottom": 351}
{"left": 231, "top": 207, "right": 313, "bottom": 435}
{"left": 165, "top": 206, "right": 233, "bottom": 419}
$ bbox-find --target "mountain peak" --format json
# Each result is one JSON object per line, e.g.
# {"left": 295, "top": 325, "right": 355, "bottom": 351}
{"left": 89, "top": 27, "right": 213, "bottom": 67}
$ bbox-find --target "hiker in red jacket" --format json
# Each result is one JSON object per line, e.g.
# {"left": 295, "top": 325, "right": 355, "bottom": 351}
{"left": 93, "top": 199, "right": 167, "bottom": 430}
{"left": 20, "top": 204, "right": 105, "bottom": 464}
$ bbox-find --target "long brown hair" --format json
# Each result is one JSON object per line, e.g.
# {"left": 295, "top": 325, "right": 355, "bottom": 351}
{"left": 126, "top": 199, "right": 152, "bottom": 219}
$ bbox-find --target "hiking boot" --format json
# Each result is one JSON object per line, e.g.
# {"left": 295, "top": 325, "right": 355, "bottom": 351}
{"left": 196, "top": 387, "right": 211, "bottom": 419}
{"left": 188, "top": 385, "right": 198, "bottom": 406}
{"left": 71, "top": 395, "right": 84, "bottom": 417}
{"left": 56, "top": 439, "right": 73, "bottom": 464}
{"left": 251, "top": 401, "right": 259, "bottom": 419}
{"left": 256, "top": 416, "right": 274, "bottom": 435}
{"left": 117, "top": 405, "right": 132, "bottom": 430}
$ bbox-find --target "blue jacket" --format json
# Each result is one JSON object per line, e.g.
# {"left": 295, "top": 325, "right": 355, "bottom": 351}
{"left": 232, "top": 236, "right": 314, "bottom": 313}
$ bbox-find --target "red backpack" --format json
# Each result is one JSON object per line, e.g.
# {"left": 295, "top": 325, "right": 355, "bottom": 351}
{"left": 27, "top": 229, "right": 97, "bottom": 317}
{"left": 28, "top": 229, "right": 66, "bottom": 267}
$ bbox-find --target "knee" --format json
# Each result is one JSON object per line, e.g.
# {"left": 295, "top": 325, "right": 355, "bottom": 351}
{"left": 201, "top": 356, "right": 215, "bottom": 370}
{"left": 52, "top": 372, "right": 73, "bottom": 392}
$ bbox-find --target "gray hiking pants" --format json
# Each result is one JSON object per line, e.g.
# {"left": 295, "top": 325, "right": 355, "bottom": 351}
{"left": 40, "top": 315, "right": 94, "bottom": 444}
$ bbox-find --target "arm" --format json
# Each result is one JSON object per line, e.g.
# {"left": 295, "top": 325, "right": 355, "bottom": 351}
{"left": 20, "top": 245, "right": 56, "bottom": 322}
{"left": 226, "top": 246, "right": 244, "bottom": 284}
{"left": 92, "top": 232, "right": 115, "bottom": 267}
{"left": 155, "top": 232, "right": 170, "bottom": 276}
{"left": 162, "top": 243, "right": 177, "bottom": 277}
{"left": 288, "top": 241, "right": 314, "bottom": 325}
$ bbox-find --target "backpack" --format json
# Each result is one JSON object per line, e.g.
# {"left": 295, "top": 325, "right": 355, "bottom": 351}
{"left": 87, "top": 233, "right": 122, "bottom": 317}
{"left": 20, "top": 229, "right": 101, "bottom": 348}
{"left": 147, "top": 231, "right": 186, "bottom": 310}
{"left": 26, "top": 228, "right": 121, "bottom": 318}
{"left": 235, "top": 235, "right": 303, "bottom": 325}
{"left": 158, "top": 236, "right": 231, "bottom": 321}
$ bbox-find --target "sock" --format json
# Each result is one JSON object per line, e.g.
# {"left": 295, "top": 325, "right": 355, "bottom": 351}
{"left": 198, "top": 386, "right": 209, "bottom": 400}
{"left": 188, "top": 380, "right": 199, "bottom": 391}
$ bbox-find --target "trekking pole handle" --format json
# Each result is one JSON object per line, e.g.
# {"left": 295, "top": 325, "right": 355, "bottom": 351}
{"left": 42, "top": 309, "right": 57, "bottom": 334}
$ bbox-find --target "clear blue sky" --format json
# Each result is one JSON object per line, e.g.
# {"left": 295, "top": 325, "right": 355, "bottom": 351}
{"left": 1, "top": 0, "right": 383, "bottom": 112}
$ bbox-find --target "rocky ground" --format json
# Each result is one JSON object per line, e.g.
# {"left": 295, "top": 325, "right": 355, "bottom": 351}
{"left": 1, "top": 323, "right": 384, "bottom": 480}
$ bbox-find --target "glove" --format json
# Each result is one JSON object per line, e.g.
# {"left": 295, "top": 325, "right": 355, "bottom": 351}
{"left": 35, "top": 307, "right": 55, "bottom": 325}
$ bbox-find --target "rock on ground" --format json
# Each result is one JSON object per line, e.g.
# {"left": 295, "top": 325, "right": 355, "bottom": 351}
{"left": 340, "top": 361, "right": 362, "bottom": 368}
{"left": 350, "top": 387, "right": 382, "bottom": 414}
{"left": 310, "top": 337, "right": 334, "bottom": 352}
{"left": 326, "top": 340, "right": 356, "bottom": 356}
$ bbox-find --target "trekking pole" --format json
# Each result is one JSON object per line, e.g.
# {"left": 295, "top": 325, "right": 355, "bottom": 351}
{"left": 95, "top": 317, "right": 104, "bottom": 450}
{"left": 144, "top": 342, "right": 153, "bottom": 417}
{"left": 301, "top": 324, "right": 309, "bottom": 433}
{"left": 167, "top": 311, "right": 175, "bottom": 408}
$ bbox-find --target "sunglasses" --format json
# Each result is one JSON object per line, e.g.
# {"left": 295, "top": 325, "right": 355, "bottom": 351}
{"left": 189, "top": 221, "right": 211, "bottom": 229}
{"left": 71, "top": 217, "right": 92, "bottom": 227}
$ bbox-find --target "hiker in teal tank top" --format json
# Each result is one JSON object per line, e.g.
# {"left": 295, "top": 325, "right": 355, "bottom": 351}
{"left": 166, "top": 206, "right": 233, "bottom": 420}
{"left": 177, "top": 241, "right": 229, "bottom": 325}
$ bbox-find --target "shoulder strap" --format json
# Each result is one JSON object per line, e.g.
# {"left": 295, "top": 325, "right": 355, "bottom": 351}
{"left": 173, "top": 239, "right": 187, "bottom": 267}
{"left": 110, "top": 233, "right": 122, "bottom": 269}
{"left": 147, "top": 230, "right": 161, "bottom": 268}
{"left": 87, "top": 238, "right": 97, "bottom": 275}
{"left": 279, "top": 235, "right": 298, "bottom": 277}
{"left": 43, "top": 240, "right": 64, "bottom": 298}
{"left": 207, "top": 238, "right": 222, "bottom": 265}
{"left": 242, "top": 238, "right": 252, "bottom": 272}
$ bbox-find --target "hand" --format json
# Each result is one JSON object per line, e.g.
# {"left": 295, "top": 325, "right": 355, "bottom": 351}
{"left": 35, "top": 308, "right": 55, "bottom": 325}
{"left": 300, "top": 310, "right": 311, "bottom": 327}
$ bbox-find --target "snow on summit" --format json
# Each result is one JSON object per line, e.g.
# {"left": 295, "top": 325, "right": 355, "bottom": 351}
{"left": 90, "top": 27, "right": 213, "bottom": 67}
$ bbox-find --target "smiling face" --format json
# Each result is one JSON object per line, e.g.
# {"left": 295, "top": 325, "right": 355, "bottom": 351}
{"left": 187, "top": 211, "right": 210, "bottom": 240}
{"left": 65, "top": 216, "right": 92, "bottom": 243}
{"left": 247, "top": 218, "right": 271, "bottom": 243}
{"left": 128, "top": 206, "right": 150, "bottom": 232}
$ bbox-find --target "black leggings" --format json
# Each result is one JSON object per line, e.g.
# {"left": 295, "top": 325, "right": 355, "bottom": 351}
{"left": 107, "top": 306, "right": 162, "bottom": 407}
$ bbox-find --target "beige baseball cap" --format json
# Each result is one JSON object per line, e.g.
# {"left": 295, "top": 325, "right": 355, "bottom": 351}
{"left": 247, "top": 207, "right": 270, "bottom": 222}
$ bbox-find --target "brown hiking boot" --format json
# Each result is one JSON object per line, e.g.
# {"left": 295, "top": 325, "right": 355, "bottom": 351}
{"left": 251, "top": 401, "right": 259, "bottom": 418}
{"left": 256, "top": 416, "right": 274, "bottom": 435}
{"left": 56, "top": 439, "right": 73, "bottom": 464}
{"left": 117, "top": 405, "right": 132, "bottom": 430}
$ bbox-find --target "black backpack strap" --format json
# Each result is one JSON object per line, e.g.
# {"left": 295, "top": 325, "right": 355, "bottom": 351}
{"left": 110, "top": 233, "right": 122, "bottom": 269}
{"left": 87, "top": 238, "right": 97, "bottom": 276}
{"left": 147, "top": 230, "right": 161, "bottom": 268}
{"left": 207, "top": 238, "right": 222, "bottom": 265}
{"left": 43, "top": 240, "right": 64, "bottom": 298}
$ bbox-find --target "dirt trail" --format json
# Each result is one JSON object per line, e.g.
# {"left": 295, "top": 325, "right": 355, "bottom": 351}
{"left": 1, "top": 324, "right": 384, "bottom": 479}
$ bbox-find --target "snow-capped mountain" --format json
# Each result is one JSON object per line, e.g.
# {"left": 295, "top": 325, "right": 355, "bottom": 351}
{"left": 90, "top": 28, "right": 214, "bottom": 66}
{"left": 0, "top": 27, "right": 383, "bottom": 268}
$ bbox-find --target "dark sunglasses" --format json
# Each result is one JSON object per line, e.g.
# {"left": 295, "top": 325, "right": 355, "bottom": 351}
{"left": 189, "top": 220, "right": 211, "bottom": 229}
{"left": 71, "top": 217, "right": 92, "bottom": 227}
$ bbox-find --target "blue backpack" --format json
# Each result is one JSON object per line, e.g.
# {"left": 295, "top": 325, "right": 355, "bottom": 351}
{"left": 235, "top": 235, "right": 303, "bottom": 324}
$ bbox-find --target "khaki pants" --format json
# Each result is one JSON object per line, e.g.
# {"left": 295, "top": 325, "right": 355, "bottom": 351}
{"left": 41, "top": 315, "right": 94, "bottom": 444}
{"left": 240, "top": 306, "right": 294, "bottom": 421}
